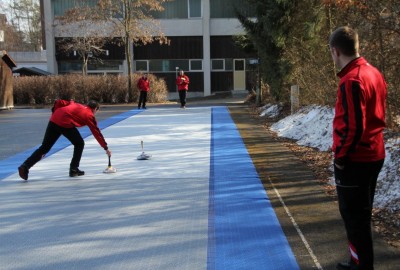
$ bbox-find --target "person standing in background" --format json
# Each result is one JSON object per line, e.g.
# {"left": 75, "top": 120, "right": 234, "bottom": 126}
{"left": 176, "top": 70, "right": 190, "bottom": 108}
{"left": 137, "top": 73, "right": 150, "bottom": 109}
{"left": 329, "top": 26, "right": 387, "bottom": 270}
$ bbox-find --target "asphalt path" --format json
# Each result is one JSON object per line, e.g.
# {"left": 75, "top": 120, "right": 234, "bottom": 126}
{"left": 230, "top": 106, "right": 400, "bottom": 270}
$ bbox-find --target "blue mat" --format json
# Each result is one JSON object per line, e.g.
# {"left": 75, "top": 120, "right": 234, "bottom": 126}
{"left": 208, "top": 107, "right": 299, "bottom": 270}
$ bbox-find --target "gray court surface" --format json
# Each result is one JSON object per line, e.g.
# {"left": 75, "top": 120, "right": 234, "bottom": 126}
{"left": 2, "top": 102, "right": 399, "bottom": 270}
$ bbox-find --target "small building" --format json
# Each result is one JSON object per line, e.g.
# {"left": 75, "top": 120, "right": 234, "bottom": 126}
{"left": 0, "top": 50, "right": 17, "bottom": 110}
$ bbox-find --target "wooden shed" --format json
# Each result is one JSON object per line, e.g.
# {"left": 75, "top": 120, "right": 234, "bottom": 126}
{"left": 0, "top": 50, "right": 16, "bottom": 110}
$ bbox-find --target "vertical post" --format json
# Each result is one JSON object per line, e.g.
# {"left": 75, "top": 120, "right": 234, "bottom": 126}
{"left": 202, "top": 0, "right": 211, "bottom": 96}
{"left": 250, "top": 58, "right": 261, "bottom": 105}
{"left": 256, "top": 58, "right": 261, "bottom": 105}
{"left": 175, "top": 67, "right": 179, "bottom": 93}
{"left": 291, "top": 85, "right": 300, "bottom": 114}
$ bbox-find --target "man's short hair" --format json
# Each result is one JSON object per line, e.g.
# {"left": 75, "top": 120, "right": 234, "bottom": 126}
{"left": 329, "top": 26, "right": 359, "bottom": 57}
{"left": 87, "top": 100, "right": 100, "bottom": 110}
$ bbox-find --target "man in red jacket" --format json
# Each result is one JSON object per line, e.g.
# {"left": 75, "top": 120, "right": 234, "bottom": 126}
{"left": 176, "top": 70, "right": 190, "bottom": 108}
{"left": 137, "top": 73, "right": 150, "bottom": 109}
{"left": 329, "top": 26, "right": 387, "bottom": 270}
{"left": 18, "top": 100, "right": 111, "bottom": 180}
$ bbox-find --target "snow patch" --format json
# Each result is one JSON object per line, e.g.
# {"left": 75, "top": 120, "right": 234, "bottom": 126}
{"left": 266, "top": 104, "right": 399, "bottom": 213}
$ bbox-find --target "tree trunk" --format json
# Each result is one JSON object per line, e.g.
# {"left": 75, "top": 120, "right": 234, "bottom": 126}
{"left": 82, "top": 55, "right": 88, "bottom": 76}
{"left": 125, "top": 36, "right": 134, "bottom": 103}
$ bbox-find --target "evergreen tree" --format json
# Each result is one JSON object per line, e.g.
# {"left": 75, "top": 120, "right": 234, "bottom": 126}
{"left": 237, "top": 0, "right": 296, "bottom": 101}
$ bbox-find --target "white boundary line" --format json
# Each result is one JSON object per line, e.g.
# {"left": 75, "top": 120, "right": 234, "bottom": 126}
{"left": 267, "top": 176, "right": 324, "bottom": 270}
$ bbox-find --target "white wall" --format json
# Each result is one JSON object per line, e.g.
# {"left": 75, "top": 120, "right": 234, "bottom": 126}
{"left": 210, "top": 19, "right": 246, "bottom": 35}
{"left": 159, "top": 18, "right": 245, "bottom": 37}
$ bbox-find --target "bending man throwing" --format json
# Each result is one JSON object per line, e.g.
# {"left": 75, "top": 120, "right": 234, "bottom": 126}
{"left": 18, "top": 99, "right": 111, "bottom": 180}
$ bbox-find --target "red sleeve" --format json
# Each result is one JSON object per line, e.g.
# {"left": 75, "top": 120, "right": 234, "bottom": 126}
{"left": 86, "top": 114, "right": 108, "bottom": 150}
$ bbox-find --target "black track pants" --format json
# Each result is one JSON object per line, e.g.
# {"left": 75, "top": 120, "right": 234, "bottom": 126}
{"left": 335, "top": 159, "right": 384, "bottom": 270}
{"left": 138, "top": 91, "right": 148, "bottom": 108}
{"left": 178, "top": 90, "right": 187, "bottom": 107}
{"left": 23, "top": 121, "right": 85, "bottom": 169}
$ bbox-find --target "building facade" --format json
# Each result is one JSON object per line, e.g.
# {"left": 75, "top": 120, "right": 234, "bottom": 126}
{"left": 41, "top": 0, "right": 256, "bottom": 96}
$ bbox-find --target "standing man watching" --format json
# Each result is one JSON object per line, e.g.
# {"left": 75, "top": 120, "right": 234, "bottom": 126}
{"left": 137, "top": 73, "right": 150, "bottom": 109}
{"left": 176, "top": 70, "right": 190, "bottom": 108}
{"left": 18, "top": 99, "right": 111, "bottom": 180}
{"left": 329, "top": 26, "right": 387, "bottom": 270}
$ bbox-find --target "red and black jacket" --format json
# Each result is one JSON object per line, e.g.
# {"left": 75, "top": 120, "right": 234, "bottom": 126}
{"left": 50, "top": 100, "right": 108, "bottom": 150}
{"left": 137, "top": 77, "right": 150, "bottom": 92}
{"left": 332, "top": 57, "right": 386, "bottom": 162}
{"left": 176, "top": 75, "right": 190, "bottom": 91}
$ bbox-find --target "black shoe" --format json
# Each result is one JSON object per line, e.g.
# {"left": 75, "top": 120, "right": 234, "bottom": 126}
{"left": 142, "top": 106, "right": 147, "bottom": 109}
{"left": 18, "top": 164, "right": 29, "bottom": 180}
{"left": 69, "top": 168, "right": 85, "bottom": 177}
{"left": 337, "top": 262, "right": 358, "bottom": 270}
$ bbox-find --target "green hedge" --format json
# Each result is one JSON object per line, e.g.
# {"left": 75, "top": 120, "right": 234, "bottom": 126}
{"left": 13, "top": 73, "right": 168, "bottom": 105}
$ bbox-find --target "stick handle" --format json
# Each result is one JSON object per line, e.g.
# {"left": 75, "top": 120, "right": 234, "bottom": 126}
{"left": 108, "top": 156, "right": 111, "bottom": 167}
{"left": 141, "top": 140, "right": 144, "bottom": 151}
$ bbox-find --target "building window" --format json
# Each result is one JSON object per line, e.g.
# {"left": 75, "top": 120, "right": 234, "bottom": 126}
{"left": 135, "top": 60, "right": 148, "bottom": 72}
{"left": 148, "top": 59, "right": 189, "bottom": 72}
{"left": 211, "top": 59, "right": 225, "bottom": 71}
{"left": 152, "top": 0, "right": 202, "bottom": 19}
{"left": 149, "top": 60, "right": 168, "bottom": 72}
{"left": 189, "top": 0, "right": 201, "bottom": 18}
{"left": 58, "top": 60, "right": 123, "bottom": 74}
{"left": 52, "top": 0, "right": 98, "bottom": 16}
{"left": 153, "top": 0, "right": 188, "bottom": 19}
{"left": 210, "top": 0, "right": 255, "bottom": 18}
{"left": 88, "top": 60, "right": 122, "bottom": 71}
{"left": 225, "top": 59, "right": 233, "bottom": 71}
{"left": 140, "top": 59, "right": 203, "bottom": 72}
{"left": 58, "top": 61, "right": 82, "bottom": 73}
{"left": 234, "top": 59, "right": 245, "bottom": 71}
{"left": 190, "top": 60, "right": 202, "bottom": 71}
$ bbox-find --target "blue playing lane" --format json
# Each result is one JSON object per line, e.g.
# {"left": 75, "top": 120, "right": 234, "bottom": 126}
{"left": 208, "top": 107, "right": 299, "bottom": 270}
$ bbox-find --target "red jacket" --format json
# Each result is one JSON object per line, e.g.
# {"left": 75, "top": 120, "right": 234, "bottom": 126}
{"left": 176, "top": 75, "right": 189, "bottom": 91}
{"left": 332, "top": 57, "right": 386, "bottom": 162}
{"left": 50, "top": 100, "right": 108, "bottom": 150}
{"left": 137, "top": 77, "right": 150, "bottom": 92}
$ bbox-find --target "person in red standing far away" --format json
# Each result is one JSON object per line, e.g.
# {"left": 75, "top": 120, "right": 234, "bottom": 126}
{"left": 176, "top": 70, "right": 190, "bottom": 109}
{"left": 137, "top": 73, "right": 150, "bottom": 109}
